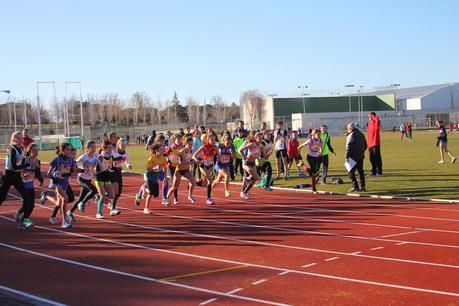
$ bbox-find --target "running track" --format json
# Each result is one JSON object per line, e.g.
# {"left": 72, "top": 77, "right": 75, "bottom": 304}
{"left": 0, "top": 165, "right": 459, "bottom": 305}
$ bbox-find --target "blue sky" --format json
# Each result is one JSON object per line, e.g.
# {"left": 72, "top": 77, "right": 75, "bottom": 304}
{"left": 1, "top": 0, "right": 458, "bottom": 106}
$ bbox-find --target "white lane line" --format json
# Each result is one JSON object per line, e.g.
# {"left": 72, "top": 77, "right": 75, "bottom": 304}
{"left": 396, "top": 242, "right": 409, "bottom": 246}
{"left": 278, "top": 270, "right": 291, "bottom": 276}
{"left": 301, "top": 263, "right": 317, "bottom": 268}
{"left": 226, "top": 288, "right": 244, "bottom": 294}
{"left": 252, "top": 279, "right": 268, "bottom": 285}
{"left": 21, "top": 200, "right": 459, "bottom": 270}
{"left": 2, "top": 213, "right": 459, "bottom": 298}
{"left": 0, "top": 285, "right": 66, "bottom": 306}
{"left": 379, "top": 231, "right": 420, "bottom": 239}
{"left": 370, "top": 247, "right": 384, "bottom": 251}
{"left": 324, "top": 257, "right": 339, "bottom": 262}
{"left": 351, "top": 251, "right": 362, "bottom": 255}
{"left": 0, "top": 241, "right": 288, "bottom": 306}
{"left": 199, "top": 298, "right": 218, "bottom": 305}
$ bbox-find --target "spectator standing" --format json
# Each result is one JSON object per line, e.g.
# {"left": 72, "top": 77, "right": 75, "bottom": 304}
{"left": 22, "top": 129, "right": 34, "bottom": 148}
{"left": 367, "top": 112, "right": 383, "bottom": 176}
{"left": 273, "top": 121, "right": 289, "bottom": 180}
{"left": 232, "top": 120, "right": 248, "bottom": 139}
{"left": 345, "top": 123, "right": 367, "bottom": 192}
{"left": 319, "top": 125, "right": 336, "bottom": 183}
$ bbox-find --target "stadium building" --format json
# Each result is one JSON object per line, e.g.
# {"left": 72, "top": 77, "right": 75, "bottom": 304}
{"left": 241, "top": 83, "right": 459, "bottom": 134}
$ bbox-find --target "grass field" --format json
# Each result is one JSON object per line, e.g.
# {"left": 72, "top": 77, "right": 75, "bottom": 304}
{"left": 36, "top": 130, "right": 459, "bottom": 200}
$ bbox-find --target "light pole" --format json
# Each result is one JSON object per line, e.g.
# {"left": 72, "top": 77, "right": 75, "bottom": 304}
{"left": 36, "top": 82, "right": 58, "bottom": 148}
{"left": 345, "top": 84, "right": 355, "bottom": 112}
{"left": 65, "top": 81, "right": 84, "bottom": 137}
{"left": 13, "top": 98, "right": 17, "bottom": 130}
{"left": 298, "top": 85, "right": 309, "bottom": 113}
{"left": 390, "top": 83, "right": 400, "bottom": 110}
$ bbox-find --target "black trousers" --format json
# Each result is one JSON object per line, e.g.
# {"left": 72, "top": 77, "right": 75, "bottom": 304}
{"left": 348, "top": 159, "right": 365, "bottom": 189}
{"left": 369, "top": 146, "right": 383, "bottom": 175}
{"left": 229, "top": 157, "right": 235, "bottom": 180}
{"left": 318, "top": 155, "right": 329, "bottom": 183}
{"left": 0, "top": 171, "right": 31, "bottom": 217}
{"left": 75, "top": 177, "right": 97, "bottom": 205}
{"left": 257, "top": 162, "right": 272, "bottom": 187}
{"left": 234, "top": 158, "right": 244, "bottom": 177}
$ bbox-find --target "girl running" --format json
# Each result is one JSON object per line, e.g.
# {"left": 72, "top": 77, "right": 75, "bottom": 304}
{"left": 256, "top": 130, "right": 274, "bottom": 191}
{"left": 16, "top": 143, "right": 44, "bottom": 229}
{"left": 112, "top": 138, "right": 132, "bottom": 210}
{"left": 166, "top": 137, "right": 197, "bottom": 205}
{"left": 212, "top": 134, "right": 235, "bottom": 198}
{"left": 143, "top": 143, "right": 168, "bottom": 214}
{"left": 47, "top": 143, "right": 76, "bottom": 228}
{"left": 68, "top": 141, "right": 99, "bottom": 218}
{"left": 164, "top": 134, "right": 183, "bottom": 205}
{"left": 0, "top": 132, "right": 31, "bottom": 222}
{"left": 238, "top": 131, "right": 262, "bottom": 199}
{"left": 94, "top": 140, "right": 116, "bottom": 218}
{"left": 193, "top": 134, "right": 218, "bottom": 205}
{"left": 299, "top": 128, "right": 323, "bottom": 193}
{"left": 436, "top": 120, "right": 457, "bottom": 164}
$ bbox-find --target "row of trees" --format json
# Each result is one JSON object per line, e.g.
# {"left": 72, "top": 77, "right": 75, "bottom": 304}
{"left": 0, "top": 92, "right": 241, "bottom": 127}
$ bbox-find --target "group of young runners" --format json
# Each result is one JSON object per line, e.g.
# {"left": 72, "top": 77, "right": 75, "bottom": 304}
{"left": 0, "top": 121, "right": 337, "bottom": 230}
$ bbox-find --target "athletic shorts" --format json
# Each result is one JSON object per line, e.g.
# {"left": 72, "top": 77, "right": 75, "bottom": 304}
{"left": 200, "top": 164, "right": 214, "bottom": 170}
{"left": 215, "top": 162, "right": 230, "bottom": 173}
{"left": 146, "top": 180, "right": 159, "bottom": 197}
{"left": 95, "top": 179, "right": 111, "bottom": 189}
{"left": 288, "top": 155, "right": 302, "bottom": 163}
{"left": 276, "top": 149, "right": 288, "bottom": 159}
{"left": 51, "top": 179, "right": 69, "bottom": 191}
{"left": 176, "top": 169, "right": 191, "bottom": 176}
{"left": 109, "top": 170, "right": 119, "bottom": 183}
{"left": 244, "top": 160, "right": 256, "bottom": 167}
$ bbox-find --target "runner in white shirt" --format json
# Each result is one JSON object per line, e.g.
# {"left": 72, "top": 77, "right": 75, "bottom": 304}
{"left": 273, "top": 121, "right": 289, "bottom": 180}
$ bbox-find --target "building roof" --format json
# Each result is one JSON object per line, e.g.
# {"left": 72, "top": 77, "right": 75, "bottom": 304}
{"left": 353, "top": 83, "right": 457, "bottom": 100}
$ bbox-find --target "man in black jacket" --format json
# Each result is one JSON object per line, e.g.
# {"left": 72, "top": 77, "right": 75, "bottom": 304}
{"left": 345, "top": 123, "right": 367, "bottom": 192}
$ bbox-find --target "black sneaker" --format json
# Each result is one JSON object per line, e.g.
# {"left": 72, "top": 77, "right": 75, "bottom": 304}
{"left": 360, "top": 187, "right": 367, "bottom": 192}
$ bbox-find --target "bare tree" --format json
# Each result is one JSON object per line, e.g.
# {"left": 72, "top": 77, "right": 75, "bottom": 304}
{"left": 211, "top": 95, "right": 226, "bottom": 123}
{"left": 131, "top": 91, "right": 151, "bottom": 125}
{"left": 186, "top": 96, "right": 199, "bottom": 124}
{"left": 240, "top": 90, "right": 265, "bottom": 129}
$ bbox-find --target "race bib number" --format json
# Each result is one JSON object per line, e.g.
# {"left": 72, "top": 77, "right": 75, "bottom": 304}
{"left": 203, "top": 157, "right": 213, "bottom": 166}
{"left": 220, "top": 154, "right": 231, "bottom": 164}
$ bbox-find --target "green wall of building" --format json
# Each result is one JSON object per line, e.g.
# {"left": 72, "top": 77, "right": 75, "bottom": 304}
{"left": 273, "top": 95, "right": 395, "bottom": 117}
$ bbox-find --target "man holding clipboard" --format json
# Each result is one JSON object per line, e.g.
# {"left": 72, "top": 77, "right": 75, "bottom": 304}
{"left": 345, "top": 123, "right": 367, "bottom": 192}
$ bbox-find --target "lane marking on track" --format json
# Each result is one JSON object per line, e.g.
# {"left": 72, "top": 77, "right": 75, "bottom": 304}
{"left": 370, "top": 247, "right": 384, "bottom": 251}
{"left": 2, "top": 208, "right": 459, "bottom": 298}
{"left": 302, "top": 263, "right": 317, "bottom": 268}
{"left": 160, "top": 265, "right": 248, "bottom": 282}
{"left": 378, "top": 231, "right": 421, "bottom": 239}
{"left": 252, "top": 279, "right": 268, "bottom": 285}
{"left": 199, "top": 298, "right": 218, "bottom": 305}
{"left": 226, "top": 288, "right": 244, "bottom": 294}
{"left": 0, "top": 240, "right": 288, "bottom": 306}
{"left": 396, "top": 242, "right": 409, "bottom": 246}
{"left": 278, "top": 270, "right": 291, "bottom": 276}
{"left": 0, "top": 284, "right": 66, "bottom": 306}
{"left": 351, "top": 251, "right": 362, "bottom": 255}
{"left": 324, "top": 257, "right": 339, "bottom": 262}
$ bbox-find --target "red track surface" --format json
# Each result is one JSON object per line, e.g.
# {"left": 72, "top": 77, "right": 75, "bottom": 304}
{"left": 1, "top": 165, "right": 459, "bottom": 305}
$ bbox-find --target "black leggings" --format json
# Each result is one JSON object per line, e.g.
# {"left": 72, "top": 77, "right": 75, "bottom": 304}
{"left": 111, "top": 168, "right": 123, "bottom": 209}
{"left": 70, "top": 177, "right": 97, "bottom": 212}
{"left": 17, "top": 188, "right": 35, "bottom": 220}
{"left": 0, "top": 171, "right": 30, "bottom": 219}
{"left": 234, "top": 158, "right": 244, "bottom": 177}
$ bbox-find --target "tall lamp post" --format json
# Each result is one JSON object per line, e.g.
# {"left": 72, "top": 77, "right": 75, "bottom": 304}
{"left": 345, "top": 84, "right": 355, "bottom": 112}
{"left": 36, "top": 81, "right": 57, "bottom": 149}
{"left": 298, "top": 85, "right": 309, "bottom": 113}
{"left": 65, "top": 81, "right": 84, "bottom": 137}
{"left": 390, "top": 83, "right": 401, "bottom": 111}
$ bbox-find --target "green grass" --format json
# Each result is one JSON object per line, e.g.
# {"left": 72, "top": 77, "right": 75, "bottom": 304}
{"left": 37, "top": 130, "right": 459, "bottom": 200}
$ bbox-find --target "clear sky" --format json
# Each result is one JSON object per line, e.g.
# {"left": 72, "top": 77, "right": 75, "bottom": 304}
{"left": 1, "top": 0, "right": 458, "bottom": 106}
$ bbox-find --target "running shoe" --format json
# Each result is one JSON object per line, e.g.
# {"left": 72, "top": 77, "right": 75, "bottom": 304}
{"left": 298, "top": 172, "right": 305, "bottom": 177}
{"left": 143, "top": 208, "right": 152, "bottom": 215}
{"left": 264, "top": 186, "right": 273, "bottom": 192}
{"left": 61, "top": 220, "right": 72, "bottom": 229}
{"left": 135, "top": 192, "right": 142, "bottom": 206}
{"left": 438, "top": 160, "right": 444, "bottom": 164}
{"left": 96, "top": 213, "right": 104, "bottom": 219}
{"left": 78, "top": 202, "right": 86, "bottom": 213}
{"left": 188, "top": 195, "right": 197, "bottom": 204}
{"left": 66, "top": 211, "right": 75, "bottom": 222}
{"left": 110, "top": 209, "right": 121, "bottom": 216}
{"left": 349, "top": 187, "right": 360, "bottom": 192}
{"left": 206, "top": 198, "right": 215, "bottom": 205}
{"left": 22, "top": 218, "right": 34, "bottom": 228}
{"left": 240, "top": 192, "right": 249, "bottom": 199}
{"left": 40, "top": 192, "right": 47, "bottom": 205}
{"left": 312, "top": 187, "right": 317, "bottom": 193}
{"left": 360, "top": 187, "right": 367, "bottom": 192}
{"left": 453, "top": 157, "right": 457, "bottom": 164}
{"left": 173, "top": 199, "right": 179, "bottom": 205}
{"left": 49, "top": 217, "right": 59, "bottom": 225}
{"left": 225, "top": 190, "right": 232, "bottom": 197}
{"left": 163, "top": 199, "right": 170, "bottom": 207}
{"left": 14, "top": 211, "right": 22, "bottom": 224}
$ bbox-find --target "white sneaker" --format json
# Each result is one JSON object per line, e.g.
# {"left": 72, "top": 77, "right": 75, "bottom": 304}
{"left": 49, "top": 217, "right": 59, "bottom": 225}
{"left": 452, "top": 157, "right": 457, "bottom": 164}
{"left": 188, "top": 196, "right": 196, "bottom": 204}
{"left": 206, "top": 198, "right": 215, "bottom": 205}
{"left": 173, "top": 199, "right": 179, "bottom": 205}
{"left": 66, "top": 211, "right": 75, "bottom": 222}
{"left": 96, "top": 213, "right": 104, "bottom": 219}
{"left": 143, "top": 208, "right": 152, "bottom": 214}
{"left": 438, "top": 160, "right": 444, "bottom": 164}
{"left": 110, "top": 209, "right": 121, "bottom": 216}
{"left": 240, "top": 192, "right": 249, "bottom": 199}
{"left": 61, "top": 220, "right": 72, "bottom": 229}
